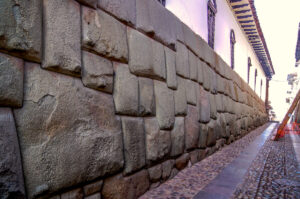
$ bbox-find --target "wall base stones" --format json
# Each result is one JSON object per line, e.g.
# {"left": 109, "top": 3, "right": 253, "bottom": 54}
{"left": 0, "top": 0, "right": 269, "bottom": 198}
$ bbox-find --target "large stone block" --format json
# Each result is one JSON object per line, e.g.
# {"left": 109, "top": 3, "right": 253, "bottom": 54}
{"left": 0, "top": 53, "right": 23, "bottom": 107}
{"left": 82, "top": 51, "right": 113, "bottom": 93}
{"left": 43, "top": 0, "right": 81, "bottom": 76}
{"left": 188, "top": 50, "right": 198, "bottom": 81}
{"left": 144, "top": 118, "right": 171, "bottom": 162}
{"left": 174, "top": 77, "right": 187, "bottom": 116}
{"left": 175, "top": 41, "right": 189, "bottom": 78}
{"left": 185, "top": 105, "right": 199, "bottom": 150}
{"left": 197, "top": 59, "right": 204, "bottom": 85}
{"left": 127, "top": 28, "right": 166, "bottom": 80}
{"left": 98, "top": 0, "right": 136, "bottom": 25}
{"left": 82, "top": 6, "right": 128, "bottom": 62}
{"left": 206, "top": 120, "right": 217, "bottom": 147}
{"left": 175, "top": 153, "right": 189, "bottom": 170}
{"left": 14, "top": 63, "right": 124, "bottom": 198}
{"left": 77, "top": 0, "right": 97, "bottom": 7}
{"left": 102, "top": 170, "right": 150, "bottom": 199}
{"left": 61, "top": 188, "right": 83, "bottom": 199}
{"left": 162, "top": 160, "right": 175, "bottom": 180}
{"left": 215, "top": 94, "right": 224, "bottom": 113}
{"left": 202, "top": 63, "right": 210, "bottom": 91}
{"left": 0, "top": 0, "right": 42, "bottom": 62}
{"left": 210, "top": 94, "right": 217, "bottom": 119}
{"left": 154, "top": 80, "right": 175, "bottom": 130}
{"left": 209, "top": 68, "right": 217, "bottom": 94}
{"left": 165, "top": 47, "right": 177, "bottom": 89}
{"left": 198, "top": 87, "right": 211, "bottom": 123}
{"left": 138, "top": 77, "right": 155, "bottom": 116}
{"left": 136, "top": 0, "right": 176, "bottom": 47}
{"left": 198, "top": 124, "right": 208, "bottom": 149}
{"left": 113, "top": 63, "right": 139, "bottom": 115}
{"left": 217, "top": 74, "right": 225, "bottom": 94}
{"left": 121, "top": 117, "right": 146, "bottom": 175}
{"left": 148, "top": 164, "right": 162, "bottom": 182}
{"left": 170, "top": 117, "right": 185, "bottom": 157}
{"left": 185, "top": 79, "right": 197, "bottom": 106}
{"left": 0, "top": 108, "right": 26, "bottom": 199}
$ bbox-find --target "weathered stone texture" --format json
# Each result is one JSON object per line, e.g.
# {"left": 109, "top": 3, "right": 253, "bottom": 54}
{"left": 154, "top": 80, "right": 175, "bottom": 130}
{"left": 136, "top": 0, "right": 176, "bottom": 47}
{"left": 210, "top": 94, "right": 217, "bottom": 119}
{"left": 102, "top": 170, "right": 149, "bottom": 199}
{"left": 175, "top": 42, "right": 189, "bottom": 78}
{"left": 85, "top": 193, "right": 101, "bottom": 199}
{"left": 202, "top": 63, "right": 210, "bottom": 90}
{"left": 185, "top": 105, "right": 199, "bottom": 150}
{"left": 198, "top": 87, "right": 211, "bottom": 123}
{"left": 82, "top": 6, "right": 128, "bottom": 62}
{"left": 175, "top": 153, "right": 189, "bottom": 170}
{"left": 0, "top": 53, "right": 23, "bottom": 107}
{"left": 14, "top": 63, "right": 124, "bottom": 198}
{"left": 188, "top": 50, "right": 198, "bottom": 81}
{"left": 170, "top": 117, "right": 185, "bottom": 157}
{"left": 98, "top": 0, "right": 136, "bottom": 25}
{"left": 82, "top": 51, "right": 113, "bottom": 93}
{"left": 198, "top": 124, "right": 208, "bottom": 149}
{"left": 197, "top": 59, "right": 204, "bottom": 84}
{"left": 165, "top": 47, "right": 177, "bottom": 89}
{"left": 209, "top": 68, "right": 217, "bottom": 94}
{"left": 207, "top": 120, "right": 217, "bottom": 147}
{"left": 113, "top": 63, "right": 139, "bottom": 115}
{"left": 83, "top": 180, "right": 103, "bottom": 196}
{"left": 148, "top": 164, "right": 162, "bottom": 182}
{"left": 121, "top": 117, "right": 146, "bottom": 175}
{"left": 0, "top": 108, "right": 26, "bottom": 199}
{"left": 174, "top": 77, "right": 187, "bottom": 116}
{"left": 127, "top": 28, "right": 166, "bottom": 80}
{"left": 138, "top": 77, "right": 155, "bottom": 116}
{"left": 185, "top": 79, "right": 197, "bottom": 106}
{"left": 0, "top": 0, "right": 42, "bottom": 62}
{"left": 144, "top": 118, "right": 171, "bottom": 162}
{"left": 43, "top": 0, "right": 81, "bottom": 76}
{"left": 61, "top": 188, "right": 83, "bottom": 199}
{"left": 77, "top": 0, "right": 97, "bottom": 8}
{"left": 162, "top": 160, "right": 175, "bottom": 180}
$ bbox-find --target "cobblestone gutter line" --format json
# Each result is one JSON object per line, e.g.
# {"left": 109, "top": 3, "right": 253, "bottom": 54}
{"left": 140, "top": 123, "right": 272, "bottom": 199}
{"left": 232, "top": 128, "right": 300, "bottom": 199}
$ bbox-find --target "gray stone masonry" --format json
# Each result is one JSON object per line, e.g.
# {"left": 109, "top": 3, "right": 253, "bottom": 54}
{"left": 185, "top": 79, "right": 197, "bottom": 106}
{"left": 14, "top": 62, "right": 124, "bottom": 198}
{"left": 43, "top": 0, "right": 81, "bottom": 76}
{"left": 165, "top": 46, "right": 178, "bottom": 89}
{"left": 113, "top": 63, "right": 139, "bottom": 115}
{"left": 127, "top": 27, "right": 166, "bottom": 80}
{"left": 138, "top": 77, "right": 156, "bottom": 116}
{"left": 0, "top": 53, "right": 23, "bottom": 107}
{"left": 174, "top": 76, "right": 188, "bottom": 116}
{"left": 0, "top": 108, "right": 26, "bottom": 199}
{"left": 0, "top": 0, "right": 42, "bottom": 62}
{"left": 154, "top": 80, "right": 175, "bottom": 130}
{"left": 82, "top": 6, "right": 128, "bottom": 62}
{"left": 121, "top": 117, "right": 146, "bottom": 175}
{"left": 188, "top": 50, "right": 198, "bottom": 81}
{"left": 185, "top": 105, "right": 200, "bottom": 150}
{"left": 198, "top": 87, "right": 211, "bottom": 123}
{"left": 170, "top": 117, "right": 185, "bottom": 157}
{"left": 144, "top": 118, "right": 171, "bottom": 163}
{"left": 82, "top": 50, "right": 114, "bottom": 93}
{"left": 98, "top": 0, "right": 136, "bottom": 26}
{"left": 175, "top": 41, "right": 190, "bottom": 78}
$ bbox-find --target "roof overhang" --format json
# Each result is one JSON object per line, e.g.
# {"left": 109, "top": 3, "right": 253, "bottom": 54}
{"left": 228, "top": 0, "right": 275, "bottom": 79}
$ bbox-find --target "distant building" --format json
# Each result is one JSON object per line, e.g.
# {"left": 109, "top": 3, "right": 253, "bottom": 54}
{"left": 164, "top": 0, "right": 275, "bottom": 102}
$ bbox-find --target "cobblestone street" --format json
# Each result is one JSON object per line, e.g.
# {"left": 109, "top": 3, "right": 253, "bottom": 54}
{"left": 140, "top": 123, "right": 300, "bottom": 199}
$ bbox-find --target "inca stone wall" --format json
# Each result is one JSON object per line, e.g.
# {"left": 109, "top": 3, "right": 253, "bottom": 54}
{"left": 0, "top": 0, "right": 268, "bottom": 199}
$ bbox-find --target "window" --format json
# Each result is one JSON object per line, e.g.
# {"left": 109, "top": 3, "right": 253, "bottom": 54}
{"left": 207, "top": 0, "right": 217, "bottom": 48}
{"left": 157, "top": 0, "right": 166, "bottom": 6}
{"left": 230, "top": 30, "right": 236, "bottom": 69}
{"left": 247, "top": 57, "right": 252, "bottom": 84}
{"left": 254, "top": 69, "right": 257, "bottom": 92}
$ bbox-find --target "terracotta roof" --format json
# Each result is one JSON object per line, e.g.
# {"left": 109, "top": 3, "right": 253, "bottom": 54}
{"left": 229, "top": 0, "right": 275, "bottom": 79}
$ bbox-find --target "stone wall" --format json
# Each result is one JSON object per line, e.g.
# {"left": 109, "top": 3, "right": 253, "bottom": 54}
{"left": 0, "top": 0, "right": 268, "bottom": 198}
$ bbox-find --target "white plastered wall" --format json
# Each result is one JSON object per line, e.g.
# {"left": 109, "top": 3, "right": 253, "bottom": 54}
{"left": 166, "top": 0, "right": 266, "bottom": 99}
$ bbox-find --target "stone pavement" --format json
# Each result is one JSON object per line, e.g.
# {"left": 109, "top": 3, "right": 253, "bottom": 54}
{"left": 140, "top": 122, "right": 300, "bottom": 199}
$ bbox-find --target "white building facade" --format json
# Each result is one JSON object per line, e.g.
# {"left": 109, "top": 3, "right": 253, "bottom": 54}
{"left": 164, "top": 0, "right": 275, "bottom": 100}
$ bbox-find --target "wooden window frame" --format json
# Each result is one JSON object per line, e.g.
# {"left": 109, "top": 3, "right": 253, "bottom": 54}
{"left": 247, "top": 57, "right": 252, "bottom": 84}
{"left": 230, "top": 30, "right": 236, "bottom": 69}
{"left": 207, "top": 0, "right": 217, "bottom": 49}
